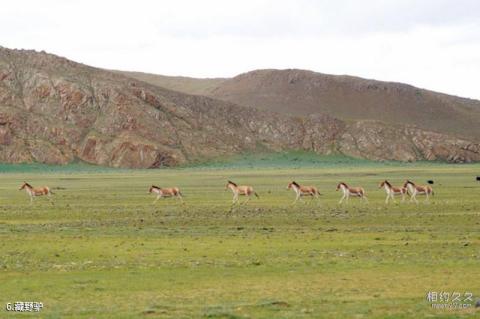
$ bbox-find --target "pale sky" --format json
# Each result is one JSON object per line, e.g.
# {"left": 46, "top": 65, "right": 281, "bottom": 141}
{"left": 2, "top": 0, "right": 480, "bottom": 99}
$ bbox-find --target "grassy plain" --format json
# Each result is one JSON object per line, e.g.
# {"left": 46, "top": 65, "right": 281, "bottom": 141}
{"left": 0, "top": 156, "right": 479, "bottom": 318}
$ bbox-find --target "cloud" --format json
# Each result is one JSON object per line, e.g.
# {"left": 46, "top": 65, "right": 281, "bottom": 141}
{"left": 1, "top": 0, "right": 479, "bottom": 99}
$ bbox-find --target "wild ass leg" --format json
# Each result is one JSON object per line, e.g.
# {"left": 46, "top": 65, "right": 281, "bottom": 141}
{"left": 390, "top": 193, "right": 396, "bottom": 203}
{"left": 233, "top": 193, "right": 239, "bottom": 204}
{"left": 314, "top": 192, "right": 321, "bottom": 206}
{"left": 243, "top": 194, "right": 251, "bottom": 205}
{"left": 47, "top": 192, "right": 54, "bottom": 205}
{"left": 338, "top": 194, "right": 346, "bottom": 204}
{"left": 293, "top": 193, "right": 300, "bottom": 204}
{"left": 309, "top": 193, "right": 315, "bottom": 204}
{"left": 411, "top": 193, "right": 418, "bottom": 204}
{"left": 302, "top": 194, "right": 307, "bottom": 205}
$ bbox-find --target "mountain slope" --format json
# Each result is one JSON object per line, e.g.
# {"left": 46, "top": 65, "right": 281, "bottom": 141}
{"left": 0, "top": 48, "right": 310, "bottom": 167}
{"left": 1, "top": 47, "right": 480, "bottom": 167}
{"left": 123, "top": 69, "right": 480, "bottom": 140}
{"left": 115, "top": 71, "right": 226, "bottom": 96}
{"left": 209, "top": 69, "right": 480, "bottom": 140}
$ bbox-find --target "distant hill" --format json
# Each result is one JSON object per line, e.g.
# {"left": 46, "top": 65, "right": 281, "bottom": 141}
{"left": 122, "top": 69, "right": 480, "bottom": 140}
{"left": 1, "top": 47, "right": 479, "bottom": 167}
{"left": 116, "top": 71, "right": 226, "bottom": 96}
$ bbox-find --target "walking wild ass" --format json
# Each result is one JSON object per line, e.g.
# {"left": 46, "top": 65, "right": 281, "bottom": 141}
{"left": 336, "top": 182, "right": 367, "bottom": 204}
{"left": 226, "top": 181, "right": 259, "bottom": 204}
{"left": 19, "top": 181, "right": 53, "bottom": 203}
{"left": 379, "top": 180, "right": 407, "bottom": 204}
{"left": 403, "top": 180, "right": 433, "bottom": 203}
{"left": 287, "top": 181, "right": 320, "bottom": 204}
{"left": 149, "top": 185, "right": 183, "bottom": 203}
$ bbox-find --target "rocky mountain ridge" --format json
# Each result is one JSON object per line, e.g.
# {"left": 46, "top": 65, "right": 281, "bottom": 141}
{"left": 124, "top": 68, "right": 480, "bottom": 140}
{"left": 1, "top": 47, "right": 479, "bottom": 167}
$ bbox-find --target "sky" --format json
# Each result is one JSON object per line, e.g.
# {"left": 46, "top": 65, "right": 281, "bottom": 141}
{"left": 1, "top": 0, "right": 480, "bottom": 99}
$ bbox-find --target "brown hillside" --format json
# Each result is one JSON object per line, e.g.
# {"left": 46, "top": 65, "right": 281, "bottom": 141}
{"left": 116, "top": 71, "right": 226, "bottom": 96}
{"left": 1, "top": 47, "right": 480, "bottom": 167}
{"left": 209, "top": 69, "right": 480, "bottom": 140}
{"left": 117, "top": 69, "right": 480, "bottom": 140}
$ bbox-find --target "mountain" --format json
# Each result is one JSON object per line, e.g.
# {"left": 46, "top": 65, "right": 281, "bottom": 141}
{"left": 123, "top": 69, "right": 480, "bottom": 140}
{"left": 1, "top": 47, "right": 480, "bottom": 168}
{"left": 115, "top": 71, "right": 226, "bottom": 96}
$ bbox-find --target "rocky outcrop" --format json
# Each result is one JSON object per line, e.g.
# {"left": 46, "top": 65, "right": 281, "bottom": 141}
{"left": 336, "top": 121, "right": 480, "bottom": 163}
{"left": 0, "top": 47, "right": 479, "bottom": 167}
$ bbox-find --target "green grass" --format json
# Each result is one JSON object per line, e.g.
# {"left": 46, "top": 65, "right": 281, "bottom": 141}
{"left": 0, "top": 162, "right": 120, "bottom": 174}
{"left": 0, "top": 161, "right": 479, "bottom": 318}
{"left": 184, "top": 152, "right": 376, "bottom": 169}
{"left": 182, "top": 151, "right": 459, "bottom": 170}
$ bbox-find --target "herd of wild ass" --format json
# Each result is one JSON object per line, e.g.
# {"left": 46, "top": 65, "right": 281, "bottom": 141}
{"left": 19, "top": 179, "right": 434, "bottom": 205}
